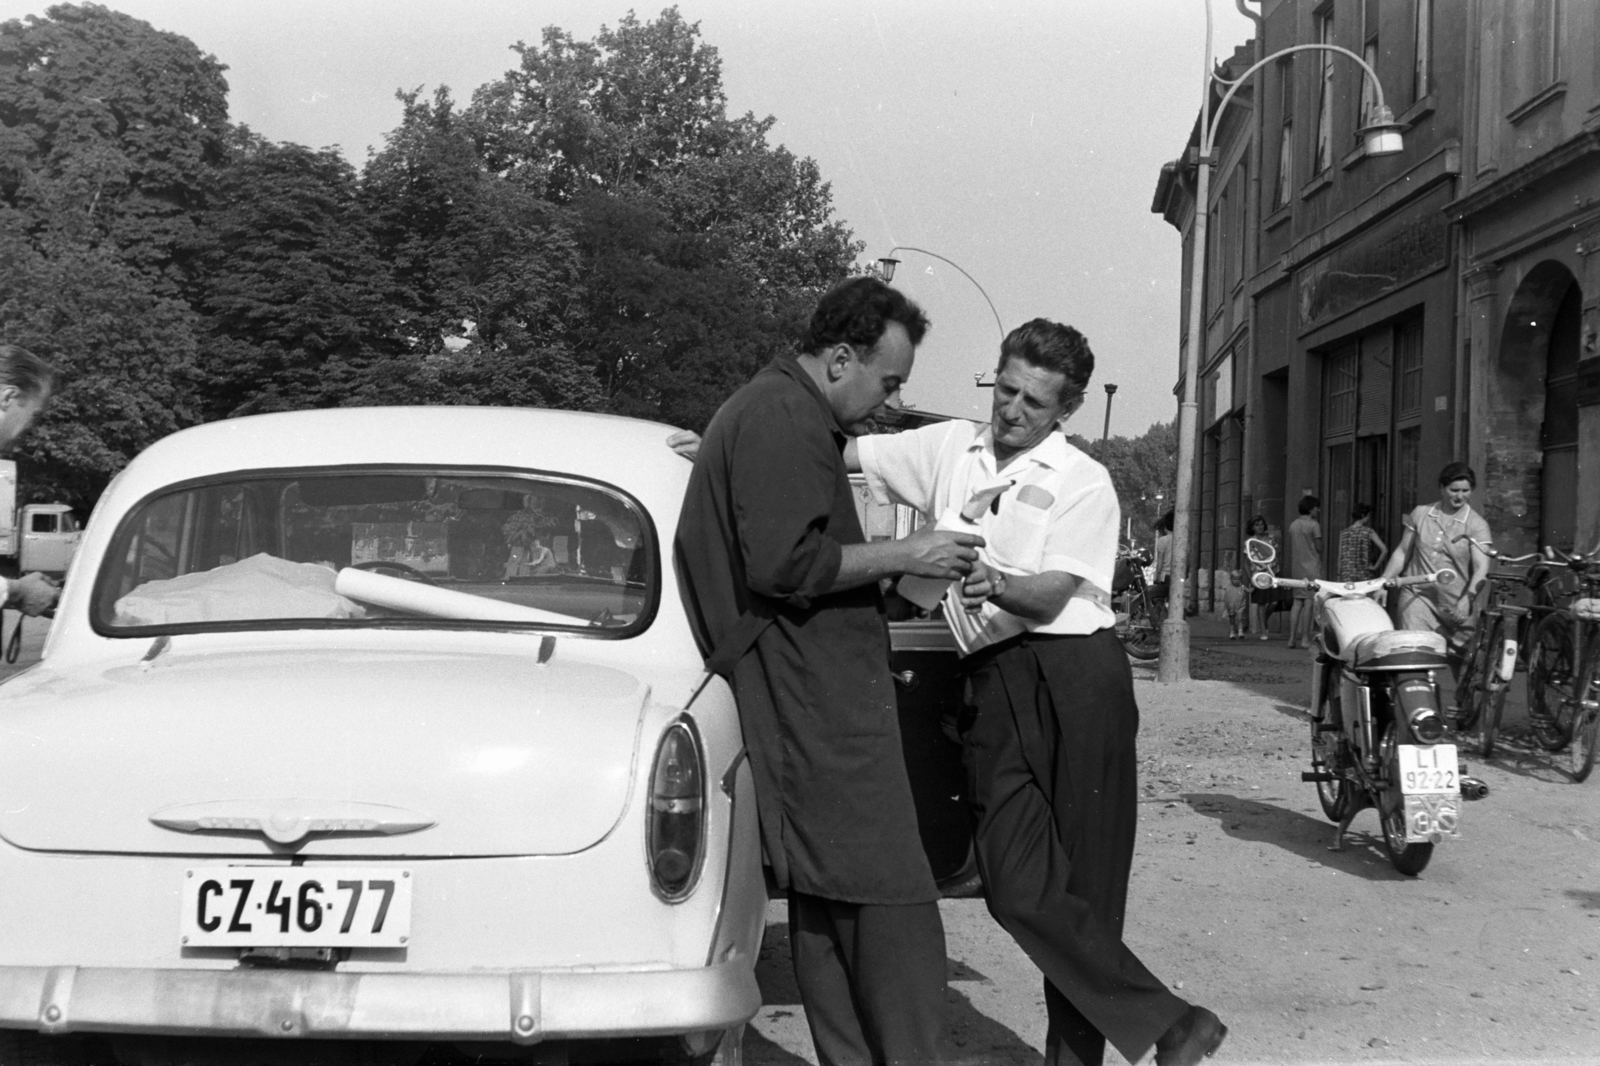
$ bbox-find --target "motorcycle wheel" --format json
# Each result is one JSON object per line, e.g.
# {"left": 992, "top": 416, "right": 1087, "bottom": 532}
{"left": 1309, "top": 676, "right": 1355, "bottom": 821}
{"left": 1120, "top": 589, "right": 1161, "bottom": 661}
{"left": 1569, "top": 648, "right": 1600, "bottom": 783}
{"left": 1528, "top": 614, "right": 1577, "bottom": 752}
{"left": 1477, "top": 615, "right": 1509, "bottom": 759}
{"left": 1378, "top": 724, "right": 1433, "bottom": 877}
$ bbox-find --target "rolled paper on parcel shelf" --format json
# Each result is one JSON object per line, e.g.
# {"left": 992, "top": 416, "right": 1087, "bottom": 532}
{"left": 334, "top": 567, "right": 574, "bottom": 625}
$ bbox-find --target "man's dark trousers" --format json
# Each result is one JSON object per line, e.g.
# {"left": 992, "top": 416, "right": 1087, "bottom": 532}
{"left": 787, "top": 891, "right": 946, "bottom": 1066}
{"left": 965, "top": 629, "right": 1188, "bottom": 1066}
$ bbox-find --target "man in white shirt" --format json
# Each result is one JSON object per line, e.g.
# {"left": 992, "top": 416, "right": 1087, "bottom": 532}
{"left": 0, "top": 344, "right": 61, "bottom": 617}
{"left": 848, "top": 319, "right": 1226, "bottom": 1066}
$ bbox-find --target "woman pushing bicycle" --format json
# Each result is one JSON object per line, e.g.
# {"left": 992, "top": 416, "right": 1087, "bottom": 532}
{"left": 1380, "top": 462, "right": 1492, "bottom": 681}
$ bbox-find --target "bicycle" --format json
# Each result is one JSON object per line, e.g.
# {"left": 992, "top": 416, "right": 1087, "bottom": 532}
{"left": 1451, "top": 541, "right": 1541, "bottom": 758}
{"left": 1524, "top": 545, "right": 1600, "bottom": 782}
{"left": 1114, "top": 547, "right": 1161, "bottom": 661}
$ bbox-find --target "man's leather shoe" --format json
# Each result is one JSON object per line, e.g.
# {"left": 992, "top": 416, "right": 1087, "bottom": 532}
{"left": 1154, "top": 1005, "right": 1227, "bottom": 1066}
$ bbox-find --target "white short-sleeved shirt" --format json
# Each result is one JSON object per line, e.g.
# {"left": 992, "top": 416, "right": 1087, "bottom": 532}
{"left": 858, "top": 419, "right": 1120, "bottom": 655}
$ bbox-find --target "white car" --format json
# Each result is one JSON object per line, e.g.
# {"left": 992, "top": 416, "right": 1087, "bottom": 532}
{"left": 0, "top": 408, "right": 762, "bottom": 1066}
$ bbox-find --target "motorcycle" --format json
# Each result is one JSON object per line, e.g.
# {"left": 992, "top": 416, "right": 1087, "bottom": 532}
{"left": 1245, "top": 538, "right": 1491, "bottom": 876}
{"left": 1113, "top": 547, "right": 1161, "bottom": 660}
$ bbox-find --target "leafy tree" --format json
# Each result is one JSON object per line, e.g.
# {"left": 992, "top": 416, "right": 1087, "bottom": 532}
{"left": 358, "top": 87, "right": 602, "bottom": 411}
{"left": 469, "top": 7, "right": 858, "bottom": 427}
{"left": 0, "top": 3, "right": 229, "bottom": 293}
{"left": 0, "top": 214, "right": 199, "bottom": 506}
{"left": 192, "top": 130, "right": 400, "bottom": 418}
{"left": 1069, "top": 420, "right": 1177, "bottom": 544}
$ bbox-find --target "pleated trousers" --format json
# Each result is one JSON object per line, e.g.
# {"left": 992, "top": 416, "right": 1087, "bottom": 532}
{"left": 963, "top": 628, "right": 1188, "bottom": 1066}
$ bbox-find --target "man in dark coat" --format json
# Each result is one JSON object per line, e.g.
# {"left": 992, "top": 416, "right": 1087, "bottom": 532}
{"left": 675, "top": 278, "right": 983, "bottom": 1066}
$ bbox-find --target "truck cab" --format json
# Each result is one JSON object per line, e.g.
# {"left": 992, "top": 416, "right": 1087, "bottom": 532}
{"left": 18, "top": 503, "right": 81, "bottom": 575}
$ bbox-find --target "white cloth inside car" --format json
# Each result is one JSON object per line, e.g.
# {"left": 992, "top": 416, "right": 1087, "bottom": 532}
{"left": 114, "top": 553, "right": 363, "bottom": 626}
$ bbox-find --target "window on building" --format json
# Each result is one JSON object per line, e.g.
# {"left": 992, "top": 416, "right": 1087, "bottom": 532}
{"left": 1232, "top": 159, "right": 1247, "bottom": 282}
{"left": 1503, "top": 0, "right": 1561, "bottom": 109}
{"left": 1359, "top": 0, "right": 1381, "bottom": 131}
{"left": 1396, "top": 319, "right": 1424, "bottom": 414}
{"left": 1398, "top": 427, "right": 1421, "bottom": 515}
{"left": 1313, "top": 10, "right": 1335, "bottom": 174}
{"left": 1413, "top": 0, "right": 1434, "bottom": 102}
{"left": 1275, "top": 57, "right": 1295, "bottom": 207}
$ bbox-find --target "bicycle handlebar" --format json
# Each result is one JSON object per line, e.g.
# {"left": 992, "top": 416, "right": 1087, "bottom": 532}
{"left": 1453, "top": 534, "right": 1541, "bottom": 564}
{"left": 1255, "top": 570, "right": 1455, "bottom": 595}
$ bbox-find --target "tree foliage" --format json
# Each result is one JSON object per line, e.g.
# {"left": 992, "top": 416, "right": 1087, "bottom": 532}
{"left": 1067, "top": 420, "right": 1177, "bottom": 545}
{"left": 0, "top": 4, "right": 856, "bottom": 509}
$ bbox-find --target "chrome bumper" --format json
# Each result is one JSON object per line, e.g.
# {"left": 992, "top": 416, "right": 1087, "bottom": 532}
{"left": 0, "top": 961, "right": 758, "bottom": 1044}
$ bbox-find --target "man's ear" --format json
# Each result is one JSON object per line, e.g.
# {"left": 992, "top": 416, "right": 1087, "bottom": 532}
{"left": 0, "top": 385, "right": 18, "bottom": 411}
{"left": 1060, "top": 392, "right": 1086, "bottom": 422}
{"left": 826, "top": 344, "right": 854, "bottom": 382}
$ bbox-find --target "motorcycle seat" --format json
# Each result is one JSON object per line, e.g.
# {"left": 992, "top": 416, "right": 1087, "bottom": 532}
{"left": 1346, "top": 629, "right": 1448, "bottom": 670}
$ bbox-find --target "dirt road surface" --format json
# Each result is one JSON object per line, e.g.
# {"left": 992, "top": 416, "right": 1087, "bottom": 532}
{"left": 747, "top": 620, "right": 1600, "bottom": 1066}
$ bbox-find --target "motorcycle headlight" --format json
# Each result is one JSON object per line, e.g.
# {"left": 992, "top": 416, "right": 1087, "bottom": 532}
{"left": 647, "top": 719, "right": 705, "bottom": 902}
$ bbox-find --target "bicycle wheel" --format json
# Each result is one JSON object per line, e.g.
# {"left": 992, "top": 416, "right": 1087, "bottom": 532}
{"left": 1121, "top": 588, "right": 1161, "bottom": 661}
{"left": 1528, "top": 613, "right": 1577, "bottom": 752}
{"left": 1570, "top": 646, "right": 1600, "bottom": 783}
{"left": 1452, "top": 622, "right": 1490, "bottom": 731}
{"left": 1477, "top": 615, "right": 1510, "bottom": 759}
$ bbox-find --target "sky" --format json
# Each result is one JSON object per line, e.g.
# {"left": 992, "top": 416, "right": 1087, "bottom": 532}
{"left": 0, "top": 0, "right": 1256, "bottom": 436}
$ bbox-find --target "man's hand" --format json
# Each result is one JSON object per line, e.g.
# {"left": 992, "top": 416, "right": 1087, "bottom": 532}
{"left": 6, "top": 572, "right": 60, "bottom": 617}
{"left": 897, "top": 527, "right": 984, "bottom": 579}
{"left": 666, "top": 429, "right": 701, "bottom": 461}
{"left": 959, "top": 559, "right": 1001, "bottom": 612}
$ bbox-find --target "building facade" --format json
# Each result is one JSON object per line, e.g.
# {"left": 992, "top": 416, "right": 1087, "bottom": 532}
{"left": 1450, "top": 0, "right": 1600, "bottom": 556}
{"left": 1157, "top": 0, "right": 1482, "bottom": 595}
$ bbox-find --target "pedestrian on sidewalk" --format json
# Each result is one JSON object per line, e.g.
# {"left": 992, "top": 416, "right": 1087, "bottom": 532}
{"left": 1244, "top": 515, "right": 1280, "bottom": 639}
{"left": 1337, "top": 503, "right": 1387, "bottom": 582}
{"left": 674, "top": 277, "right": 986, "bottom": 1066}
{"left": 850, "top": 319, "right": 1226, "bottom": 1066}
{"left": 1286, "top": 496, "right": 1323, "bottom": 649}
{"left": 1221, "top": 569, "right": 1249, "bottom": 639}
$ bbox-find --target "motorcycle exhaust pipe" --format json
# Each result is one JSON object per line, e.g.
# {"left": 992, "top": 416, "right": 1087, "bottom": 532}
{"left": 1459, "top": 776, "right": 1490, "bottom": 800}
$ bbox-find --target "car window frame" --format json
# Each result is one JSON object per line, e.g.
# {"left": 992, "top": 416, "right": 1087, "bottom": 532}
{"left": 89, "top": 463, "right": 662, "bottom": 641}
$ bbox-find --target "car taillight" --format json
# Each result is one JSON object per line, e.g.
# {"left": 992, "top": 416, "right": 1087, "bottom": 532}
{"left": 647, "top": 719, "right": 704, "bottom": 901}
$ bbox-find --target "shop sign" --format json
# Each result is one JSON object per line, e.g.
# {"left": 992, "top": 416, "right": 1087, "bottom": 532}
{"left": 1297, "top": 188, "right": 1450, "bottom": 332}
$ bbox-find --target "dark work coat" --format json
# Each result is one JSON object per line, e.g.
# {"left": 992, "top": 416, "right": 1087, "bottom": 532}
{"left": 674, "top": 356, "right": 938, "bottom": 905}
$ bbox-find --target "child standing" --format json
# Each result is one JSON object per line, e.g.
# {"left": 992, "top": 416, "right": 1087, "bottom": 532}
{"left": 1221, "top": 569, "right": 1250, "bottom": 639}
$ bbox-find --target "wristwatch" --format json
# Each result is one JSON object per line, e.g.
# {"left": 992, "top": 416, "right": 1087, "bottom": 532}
{"left": 990, "top": 569, "right": 1008, "bottom": 601}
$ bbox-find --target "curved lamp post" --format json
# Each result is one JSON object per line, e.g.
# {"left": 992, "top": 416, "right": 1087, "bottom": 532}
{"left": 1157, "top": 7, "right": 1405, "bottom": 683}
{"left": 876, "top": 247, "right": 1007, "bottom": 385}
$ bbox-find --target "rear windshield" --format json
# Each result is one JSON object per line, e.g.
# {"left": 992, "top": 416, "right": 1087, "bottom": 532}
{"left": 92, "top": 468, "right": 657, "bottom": 637}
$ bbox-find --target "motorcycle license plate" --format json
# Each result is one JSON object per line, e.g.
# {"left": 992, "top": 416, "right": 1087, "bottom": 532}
{"left": 1398, "top": 744, "right": 1459, "bottom": 795}
{"left": 180, "top": 867, "right": 412, "bottom": 948}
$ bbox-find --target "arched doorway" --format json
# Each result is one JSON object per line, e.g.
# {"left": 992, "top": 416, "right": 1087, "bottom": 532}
{"left": 1489, "top": 261, "right": 1582, "bottom": 555}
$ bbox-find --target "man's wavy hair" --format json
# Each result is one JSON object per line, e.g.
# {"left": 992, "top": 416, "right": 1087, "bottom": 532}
{"left": 802, "top": 277, "right": 930, "bottom": 359}
{"left": 0, "top": 343, "right": 57, "bottom": 400}
{"left": 998, "top": 319, "right": 1094, "bottom": 402}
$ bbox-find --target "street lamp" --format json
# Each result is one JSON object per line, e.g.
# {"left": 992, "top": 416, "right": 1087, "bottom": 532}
{"left": 876, "top": 247, "right": 1006, "bottom": 386}
{"left": 1157, "top": 4, "right": 1404, "bottom": 683}
{"left": 1101, "top": 383, "right": 1118, "bottom": 445}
